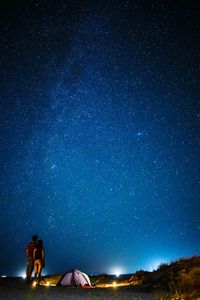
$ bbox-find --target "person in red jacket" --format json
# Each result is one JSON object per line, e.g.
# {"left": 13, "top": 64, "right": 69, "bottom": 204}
{"left": 26, "top": 235, "right": 38, "bottom": 283}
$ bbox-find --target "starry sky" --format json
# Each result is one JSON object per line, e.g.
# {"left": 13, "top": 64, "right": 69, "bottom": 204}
{"left": 0, "top": 0, "right": 199, "bottom": 276}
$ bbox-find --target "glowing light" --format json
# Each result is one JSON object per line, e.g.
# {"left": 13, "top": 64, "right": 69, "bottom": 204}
{"left": 112, "top": 281, "right": 117, "bottom": 287}
{"left": 110, "top": 267, "right": 124, "bottom": 277}
{"left": 147, "top": 258, "right": 169, "bottom": 272}
{"left": 46, "top": 281, "right": 50, "bottom": 287}
{"left": 1, "top": 275, "right": 7, "bottom": 278}
{"left": 18, "top": 270, "right": 26, "bottom": 279}
{"left": 32, "top": 281, "right": 37, "bottom": 287}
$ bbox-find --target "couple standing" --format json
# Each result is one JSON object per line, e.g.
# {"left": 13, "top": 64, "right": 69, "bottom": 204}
{"left": 26, "top": 235, "right": 45, "bottom": 284}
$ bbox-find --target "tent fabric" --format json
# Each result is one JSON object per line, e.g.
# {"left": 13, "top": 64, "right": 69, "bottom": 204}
{"left": 57, "top": 269, "right": 92, "bottom": 287}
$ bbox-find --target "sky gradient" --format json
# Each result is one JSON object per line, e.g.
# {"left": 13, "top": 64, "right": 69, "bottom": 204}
{"left": 0, "top": 0, "right": 199, "bottom": 276}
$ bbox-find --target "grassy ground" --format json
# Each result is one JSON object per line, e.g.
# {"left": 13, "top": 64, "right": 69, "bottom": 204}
{"left": 1, "top": 277, "right": 200, "bottom": 300}
{"left": 1, "top": 257, "right": 200, "bottom": 299}
{"left": 0, "top": 277, "right": 154, "bottom": 300}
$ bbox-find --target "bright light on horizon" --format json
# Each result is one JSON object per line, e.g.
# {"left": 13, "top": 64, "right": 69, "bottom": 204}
{"left": 18, "top": 271, "right": 26, "bottom": 279}
{"left": 18, "top": 269, "right": 48, "bottom": 279}
{"left": 110, "top": 267, "right": 125, "bottom": 277}
{"left": 147, "top": 258, "right": 169, "bottom": 272}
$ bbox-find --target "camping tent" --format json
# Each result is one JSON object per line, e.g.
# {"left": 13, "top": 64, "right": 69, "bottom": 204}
{"left": 57, "top": 269, "right": 92, "bottom": 287}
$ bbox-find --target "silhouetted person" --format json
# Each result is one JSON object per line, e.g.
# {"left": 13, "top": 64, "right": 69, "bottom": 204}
{"left": 26, "top": 235, "right": 38, "bottom": 283}
{"left": 33, "top": 239, "right": 45, "bottom": 285}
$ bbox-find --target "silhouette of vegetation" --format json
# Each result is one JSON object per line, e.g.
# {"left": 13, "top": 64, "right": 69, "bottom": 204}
{"left": 43, "top": 256, "right": 200, "bottom": 299}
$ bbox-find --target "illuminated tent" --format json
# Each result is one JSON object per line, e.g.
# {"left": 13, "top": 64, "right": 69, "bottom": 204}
{"left": 56, "top": 269, "right": 92, "bottom": 287}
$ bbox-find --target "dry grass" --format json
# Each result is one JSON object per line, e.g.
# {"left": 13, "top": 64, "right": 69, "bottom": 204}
{"left": 35, "top": 256, "right": 200, "bottom": 299}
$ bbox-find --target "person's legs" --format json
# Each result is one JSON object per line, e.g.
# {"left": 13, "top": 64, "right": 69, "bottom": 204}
{"left": 34, "top": 260, "right": 40, "bottom": 278}
{"left": 26, "top": 257, "right": 33, "bottom": 283}
{"left": 37, "top": 261, "right": 43, "bottom": 284}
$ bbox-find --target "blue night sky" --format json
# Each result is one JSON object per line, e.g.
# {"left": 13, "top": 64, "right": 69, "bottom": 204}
{"left": 0, "top": 0, "right": 199, "bottom": 276}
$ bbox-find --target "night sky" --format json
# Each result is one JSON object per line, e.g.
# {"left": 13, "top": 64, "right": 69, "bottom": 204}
{"left": 0, "top": 0, "right": 199, "bottom": 277}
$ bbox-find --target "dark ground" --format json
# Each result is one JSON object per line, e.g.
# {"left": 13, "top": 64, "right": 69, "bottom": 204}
{"left": 0, "top": 277, "right": 155, "bottom": 300}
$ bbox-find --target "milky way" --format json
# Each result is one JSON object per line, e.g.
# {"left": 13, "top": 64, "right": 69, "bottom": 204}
{"left": 0, "top": 1, "right": 199, "bottom": 275}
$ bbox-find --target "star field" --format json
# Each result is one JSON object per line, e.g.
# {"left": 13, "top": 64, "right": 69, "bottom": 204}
{"left": 0, "top": 0, "right": 199, "bottom": 275}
